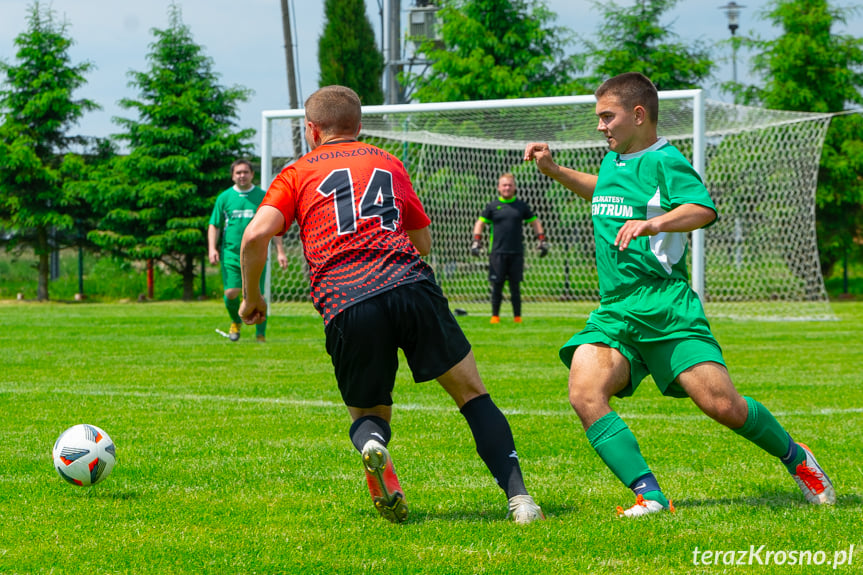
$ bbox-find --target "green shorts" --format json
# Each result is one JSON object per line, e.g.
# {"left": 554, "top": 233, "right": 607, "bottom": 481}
{"left": 220, "top": 255, "right": 265, "bottom": 293}
{"left": 559, "top": 280, "right": 725, "bottom": 398}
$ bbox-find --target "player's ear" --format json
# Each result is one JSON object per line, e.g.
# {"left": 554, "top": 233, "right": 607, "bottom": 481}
{"left": 633, "top": 105, "right": 646, "bottom": 126}
{"left": 355, "top": 122, "right": 362, "bottom": 137}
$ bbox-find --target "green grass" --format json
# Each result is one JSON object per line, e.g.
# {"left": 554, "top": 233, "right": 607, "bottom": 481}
{"left": 1, "top": 301, "right": 861, "bottom": 574}
{"left": 1, "top": 248, "right": 862, "bottom": 302}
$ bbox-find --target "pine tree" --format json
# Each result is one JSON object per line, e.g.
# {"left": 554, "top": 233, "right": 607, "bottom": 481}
{"left": 0, "top": 2, "right": 99, "bottom": 300}
{"left": 90, "top": 3, "right": 254, "bottom": 300}
{"left": 318, "top": 0, "right": 384, "bottom": 105}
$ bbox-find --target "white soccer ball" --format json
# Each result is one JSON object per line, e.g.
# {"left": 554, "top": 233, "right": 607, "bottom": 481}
{"left": 52, "top": 424, "right": 116, "bottom": 486}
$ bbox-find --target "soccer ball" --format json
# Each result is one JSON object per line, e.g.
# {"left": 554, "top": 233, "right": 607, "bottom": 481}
{"left": 52, "top": 424, "right": 116, "bottom": 486}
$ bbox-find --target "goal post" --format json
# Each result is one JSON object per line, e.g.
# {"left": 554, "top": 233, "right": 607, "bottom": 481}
{"left": 261, "top": 92, "right": 834, "bottom": 321}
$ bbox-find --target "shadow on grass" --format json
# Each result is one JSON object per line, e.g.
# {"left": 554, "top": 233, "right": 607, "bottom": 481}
{"left": 675, "top": 489, "right": 862, "bottom": 509}
{"left": 394, "top": 502, "right": 580, "bottom": 524}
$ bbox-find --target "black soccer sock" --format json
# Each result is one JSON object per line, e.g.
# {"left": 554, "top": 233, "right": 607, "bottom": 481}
{"left": 460, "top": 394, "right": 527, "bottom": 498}
{"left": 490, "top": 282, "right": 504, "bottom": 316}
{"left": 510, "top": 282, "right": 522, "bottom": 317}
{"left": 349, "top": 415, "right": 391, "bottom": 453}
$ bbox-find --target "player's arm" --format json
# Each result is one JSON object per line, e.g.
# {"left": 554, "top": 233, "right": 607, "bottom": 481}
{"left": 472, "top": 218, "right": 486, "bottom": 237}
{"left": 273, "top": 237, "right": 289, "bottom": 270}
{"left": 240, "top": 205, "right": 285, "bottom": 324}
{"left": 470, "top": 218, "right": 486, "bottom": 256}
{"left": 615, "top": 203, "right": 717, "bottom": 251}
{"left": 529, "top": 218, "right": 545, "bottom": 238}
{"left": 530, "top": 218, "right": 549, "bottom": 257}
{"left": 524, "top": 142, "right": 597, "bottom": 201}
{"left": 207, "top": 225, "right": 221, "bottom": 265}
{"left": 407, "top": 226, "right": 431, "bottom": 256}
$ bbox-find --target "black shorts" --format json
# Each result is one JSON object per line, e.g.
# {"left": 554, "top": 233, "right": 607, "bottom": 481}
{"left": 489, "top": 252, "right": 524, "bottom": 284}
{"left": 324, "top": 280, "right": 472, "bottom": 408}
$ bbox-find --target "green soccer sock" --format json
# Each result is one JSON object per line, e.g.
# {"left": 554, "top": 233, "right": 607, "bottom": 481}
{"left": 733, "top": 396, "right": 805, "bottom": 473}
{"left": 224, "top": 295, "right": 241, "bottom": 324}
{"left": 255, "top": 318, "right": 267, "bottom": 338}
{"left": 587, "top": 412, "right": 661, "bottom": 501}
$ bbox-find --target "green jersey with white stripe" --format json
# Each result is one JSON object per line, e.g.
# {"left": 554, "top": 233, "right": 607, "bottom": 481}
{"left": 592, "top": 138, "right": 716, "bottom": 299}
{"left": 209, "top": 185, "right": 266, "bottom": 264}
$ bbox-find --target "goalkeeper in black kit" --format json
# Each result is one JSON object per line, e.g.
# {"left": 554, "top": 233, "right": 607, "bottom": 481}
{"left": 471, "top": 172, "right": 548, "bottom": 324}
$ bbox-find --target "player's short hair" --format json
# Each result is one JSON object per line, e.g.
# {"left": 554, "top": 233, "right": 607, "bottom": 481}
{"left": 231, "top": 159, "right": 253, "bottom": 175}
{"left": 595, "top": 72, "right": 659, "bottom": 124}
{"left": 304, "top": 85, "right": 362, "bottom": 136}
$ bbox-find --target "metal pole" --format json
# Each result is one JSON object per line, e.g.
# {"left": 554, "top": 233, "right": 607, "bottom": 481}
{"left": 387, "top": 0, "right": 402, "bottom": 104}
{"left": 78, "top": 244, "right": 84, "bottom": 295}
{"left": 280, "top": 0, "right": 303, "bottom": 157}
{"left": 691, "top": 90, "right": 706, "bottom": 301}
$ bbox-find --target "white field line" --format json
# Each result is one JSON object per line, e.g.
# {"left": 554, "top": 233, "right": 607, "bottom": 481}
{"left": 2, "top": 387, "right": 862, "bottom": 420}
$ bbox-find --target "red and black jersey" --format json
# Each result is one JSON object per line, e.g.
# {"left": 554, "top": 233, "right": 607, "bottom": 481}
{"left": 263, "top": 139, "right": 433, "bottom": 324}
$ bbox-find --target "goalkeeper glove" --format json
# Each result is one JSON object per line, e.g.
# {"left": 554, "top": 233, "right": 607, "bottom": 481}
{"left": 537, "top": 234, "right": 549, "bottom": 258}
{"left": 470, "top": 235, "right": 481, "bottom": 257}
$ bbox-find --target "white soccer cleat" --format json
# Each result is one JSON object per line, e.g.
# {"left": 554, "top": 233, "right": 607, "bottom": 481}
{"left": 792, "top": 443, "right": 836, "bottom": 505}
{"left": 506, "top": 494, "right": 545, "bottom": 524}
{"left": 616, "top": 494, "right": 674, "bottom": 518}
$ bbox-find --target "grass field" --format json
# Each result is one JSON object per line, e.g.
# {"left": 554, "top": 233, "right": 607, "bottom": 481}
{"left": 1, "top": 300, "right": 861, "bottom": 574}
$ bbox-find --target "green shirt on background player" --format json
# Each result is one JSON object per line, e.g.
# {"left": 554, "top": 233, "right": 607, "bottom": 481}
{"left": 208, "top": 160, "right": 287, "bottom": 342}
{"left": 524, "top": 72, "right": 834, "bottom": 517}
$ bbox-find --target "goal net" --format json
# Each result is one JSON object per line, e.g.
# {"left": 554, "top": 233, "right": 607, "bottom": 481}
{"left": 261, "top": 93, "right": 834, "bottom": 321}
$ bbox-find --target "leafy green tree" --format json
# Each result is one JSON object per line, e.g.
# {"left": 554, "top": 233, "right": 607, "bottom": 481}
{"left": 727, "top": 0, "right": 863, "bottom": 277}
{"left": 578, "top": 0, "right": 714, "bottom": 91}
{"left": 405, "top": 0, "right": 580, "bottom": 102}
{"left": 89, "top": 3, "right": 253, "bottom": 300}
{"left": 0, "top": 2, "right": 99, "bottom": 300}
{"left": 318, "top": 0, "right": 384, "bottom": 105}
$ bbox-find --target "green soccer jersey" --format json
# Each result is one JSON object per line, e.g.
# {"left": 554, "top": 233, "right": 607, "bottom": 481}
{"left": 209, "top": 185, "right": 267, "bottom": 264}
{"left": 592, "top": 138, "right": 716, "bottom": 299}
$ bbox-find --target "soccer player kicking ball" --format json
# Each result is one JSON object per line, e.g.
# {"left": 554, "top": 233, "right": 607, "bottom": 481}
{"left": 524, "top": 72, "right": 834, "bottom": 517}
{"left": 239, "top": 85, "right": 543, "bottom": 524}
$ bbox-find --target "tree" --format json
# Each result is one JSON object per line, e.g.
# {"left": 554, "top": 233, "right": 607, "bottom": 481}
{"left": 577, "top": 0, "right": 714, "bottom": 91}
{"left": 89, "top": 3, "right": 254, "bottom": 300}
{"left": 318, "top": 0, "right": 384, "bottom": 105}
{"left": 727, "top": 0, "right": 863, "bottom": 277}
{"left": 405, "top": 0, "right": 580, "bottom": 102}
{"left": 0, "top": 2, "right": 99, "bottom": 301}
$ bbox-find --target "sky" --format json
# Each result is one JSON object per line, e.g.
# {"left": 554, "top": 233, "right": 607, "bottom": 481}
{"left": 1, "top": 0, "right": 861, "bottom": 151}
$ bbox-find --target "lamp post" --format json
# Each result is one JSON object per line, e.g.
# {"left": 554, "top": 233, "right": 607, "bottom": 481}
{"left": 719, "top": 1, "right": 745, "bottom": 83}
{"left": 720, "top": 2, "right": 746, "bottom": 270}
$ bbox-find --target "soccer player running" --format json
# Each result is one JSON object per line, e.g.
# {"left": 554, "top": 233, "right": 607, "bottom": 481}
{"left": 208, "top": 160, "right": 287, "bottom": 342}
{"left": 239, "top": 85, "right": 543, "bottom": 524}
{"left": 471, "top": 173, "right": 548, "bottom": 324}
{"left": 524, "top": 72, "right": 834, "bottom": 517}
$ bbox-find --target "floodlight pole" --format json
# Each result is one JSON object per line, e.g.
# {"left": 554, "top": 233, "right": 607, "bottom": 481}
{"left": 719, "top": 1, "right": 745, "bottom": 83}
{"left": 385, "top": 0, "right": 403, "bottom": 104}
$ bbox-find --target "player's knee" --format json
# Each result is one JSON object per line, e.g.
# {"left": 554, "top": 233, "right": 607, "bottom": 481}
{"left": 700, "top": 394, "right": 747, "bottom": 428}
{"left": 568, "top": 378, "right": 599, "bottom": 411}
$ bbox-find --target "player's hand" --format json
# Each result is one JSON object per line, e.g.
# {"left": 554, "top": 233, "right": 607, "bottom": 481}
{"left": 277, "top": 252, "right": 288, "bottom": 270}
{"left": 470, "top": 239, "right": 481, "bottom": 257}
{"left": 239, "top": 294, "right": 267, "bottom": 325}
{"left": 614, "top": 219, "right": 660, "bottom": 251}
{"left": 524, "top": 142, "right": 557, "bottom": 177}
{"left": 537, "top": 240, "right": 549, "bottom": 258}
{"left": 208, "top": 249, "right": 220, "bottom": 265}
